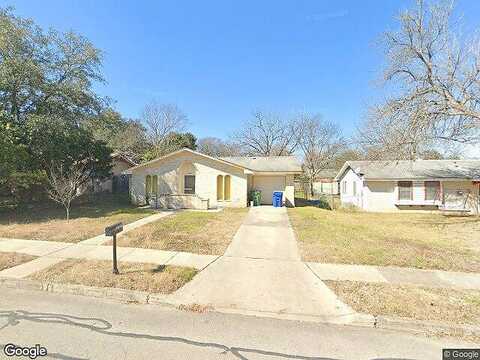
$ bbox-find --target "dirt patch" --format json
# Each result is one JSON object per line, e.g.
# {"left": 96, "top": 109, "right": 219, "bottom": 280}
{"left": 288, "top": 207, "right": 480, "bottom": 272}
{"left": 0, "top": 252, "right": 37, "bottom": 271}
{"left": 29, "top": 259, "right": 197, "bottom": 294}
{"left": 325, "top": 280, "right": 480, "bottom": 325}
{"left": 114, "top": 208, "right": 249, "bottom": 255}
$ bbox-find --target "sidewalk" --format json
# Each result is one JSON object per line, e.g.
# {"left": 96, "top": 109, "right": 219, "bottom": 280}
{"left": 0, "top": 211, "right": 218, "bottom": 279}
{"left": 307, "top": 262, "right": 480, "bottom": 290}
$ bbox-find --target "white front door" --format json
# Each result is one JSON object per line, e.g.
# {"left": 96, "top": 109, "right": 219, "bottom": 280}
{"left": 253, "top": 176, "right": 286, "bottom": 205}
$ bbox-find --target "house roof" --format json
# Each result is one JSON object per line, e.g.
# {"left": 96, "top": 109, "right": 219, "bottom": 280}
{"left": 335, "top": 160, "right": 480, "bottom": 181}
{"left": 221, "top": 156, "right": 302, "bottom": 173}
{"left": 125, "top": 148, "right": 247, "bottom": 173}
{"left": 111, "top": 152, "right": 137, "bottom": 167}
{"left": 125, "top": 148, "right": 303, "bottom": 174}
{"left": 315, "top": 168, "right": 338, "bottom": 180}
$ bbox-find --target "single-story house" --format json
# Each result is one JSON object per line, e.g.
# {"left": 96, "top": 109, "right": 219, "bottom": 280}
{"left": 124, "top": 148, "right": 302, "bottom": 209}
{"left": 313, "top": 169, "right": 339, "bottom": 195}
{"left": 93, "top": 153, "right": 137, "bottom": 193}
{"left": 335, "top": 160, "right": 480, "bottom": 213}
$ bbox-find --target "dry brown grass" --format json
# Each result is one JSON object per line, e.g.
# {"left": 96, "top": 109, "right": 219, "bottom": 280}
{"left": 0, "top": 251, "right": 37, "bottom": 271}
{"left": 326, "top": 280, "right": 480, "bottom": 325}
{"left": 29, "top": 259, "right": 197, "bottom": 294}
{"left": 0, "top": 194, "right": 155, "bottom": 243}
{"left": 288, "top": 207, "right": 480, "bottom": 272}
{"left": 114, "top": 208, "right": 249, "bottom": 255}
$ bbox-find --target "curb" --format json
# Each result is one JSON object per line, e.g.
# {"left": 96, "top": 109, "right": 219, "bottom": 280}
{"left": 2, "top": 276, "right": 479, "bottom": 339}
{"left": 349, "top": 312, "right": 480, "bottom": 339}
{"left": 0, "top": 277, "right": 174, "bottom": 308}
{"left": 373, "top": 315, "right": 480, "bottom": 338}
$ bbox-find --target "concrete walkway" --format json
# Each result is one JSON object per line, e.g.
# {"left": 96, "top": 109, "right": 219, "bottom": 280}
{"left": 0, "top": 210, "right": 219, "bottom": 278}
{"left": 169, "top": 206, "right": 357, "bottom": 323}
{"left": 307, "top": 262, "right": 480, "bottom": 290}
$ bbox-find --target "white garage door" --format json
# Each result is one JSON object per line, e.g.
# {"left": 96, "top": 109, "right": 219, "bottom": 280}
{"left": 253, "top": 176, "right": 286, "bottom": 205}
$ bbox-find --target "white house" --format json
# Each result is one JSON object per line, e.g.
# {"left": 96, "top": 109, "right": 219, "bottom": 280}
{"left": 335, "top": 160, "right": 480, "bottom": 214}
{"left": 124, "top": 148, "right": 302, "bottom": 209}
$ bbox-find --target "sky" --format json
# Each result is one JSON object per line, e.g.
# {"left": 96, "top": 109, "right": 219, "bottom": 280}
{"left": 3, "top": 0, "right": 480, "bottom": 147}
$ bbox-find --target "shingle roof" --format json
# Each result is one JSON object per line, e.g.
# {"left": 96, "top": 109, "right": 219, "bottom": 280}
{"left": 221, "top": 156, "right": 302, "bottom": 173}
{"left": 315, "top": 169, "right": 338, "bottom": 179}
{"left": 336, "top": 160, "right": 480, "bottom": 180}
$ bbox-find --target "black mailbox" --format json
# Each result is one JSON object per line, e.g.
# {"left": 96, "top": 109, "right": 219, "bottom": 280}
{"left": 105, "top": 222, "right": 123, "bottom": 274}
{"left": 105, "top": 222, "right": 123, "bottom": 237}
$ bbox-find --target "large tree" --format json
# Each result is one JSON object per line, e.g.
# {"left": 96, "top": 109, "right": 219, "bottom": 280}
{"left": 296, "top": 113, "right": 345, "bottom": 196}
{"left": 361, "top": 0, "right": 480, "bottom": 157}
{"left": 232, "top": 110, "right": 300, "bottom": 156}
{"left": 142, "top": 132, "right": 197, "bottom": 161}
{"left": 141, "top": 101, "right": 188, "bottom": 155}
{"left": 197, "top": 137, "right": 240, "bottom": 157}
{"left": 0, "top": 7, "right": 104, "bottom": 125}
{"left": 0, "top": 7, "right": 111, "bottom": 203}
{"left": 85, "top": 109, "right": 149, "bottom": 162}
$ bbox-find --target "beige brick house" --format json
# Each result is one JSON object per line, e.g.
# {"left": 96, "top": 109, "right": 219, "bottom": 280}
{"left": 125, "top": 148, "right": 302, "bottom": 209}
{"left": 335, "top": 160, "right": 480, "bottom": 214}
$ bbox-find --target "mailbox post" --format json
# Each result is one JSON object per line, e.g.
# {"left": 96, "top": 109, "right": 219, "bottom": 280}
{"left": 105, "top": 222, "right": 123, "bottom": 274}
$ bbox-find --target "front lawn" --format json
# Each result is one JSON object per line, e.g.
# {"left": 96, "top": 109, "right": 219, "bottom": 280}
{"left": 114, "top": 208, "right": 249, "bottom": 255}
{"left": 326, "top": 280, "right": 480, "bottom": 326}
{"left": 0, "top": 252, "right": 37, "bottom": 271}
{"left": 29, "top": 259, "right": 197, "bottom": 294}
{"left": 288, "top": 207, "right": 480, "bottom": 272}
{"left": 0, "top": 194, "right": 156, "bottom": 243}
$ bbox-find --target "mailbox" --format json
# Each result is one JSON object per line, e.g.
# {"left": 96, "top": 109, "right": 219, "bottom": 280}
{"left": 105, "top": 222, "right": 123, "bottom": 237}
{"left": 105, "top": 222, "right": 123, "bottom": 274}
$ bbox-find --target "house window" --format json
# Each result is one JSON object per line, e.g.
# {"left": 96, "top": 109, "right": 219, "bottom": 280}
{"left": 353, "top": 182, "right": 357, "bottom": 196}
{"left": 342, "top": 181, "right": 347, "bottom": 194}
{"left": 398, "top": 181, "right": 413, "bottom": 201}
{"left": 217, "top": 175, "right": 224, "bottom": 200}
{"left": 146, "top": 175, "right": 152, "bottom": 197}
{"left": 184, "top": 175, "right": 195, "bottom": 194}
{"left": 224, "top": 175, "right": 231, "bottom": 201}
{"left": 425, "top": 181, "right": 440, "bottom": 201}
{"left": 152, "top": 175, "right": 158, "bottom": 195}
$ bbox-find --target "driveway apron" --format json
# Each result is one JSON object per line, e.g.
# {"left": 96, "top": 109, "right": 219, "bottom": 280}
{"left": 170, "top": 206, "right": 356, "bottom": 323}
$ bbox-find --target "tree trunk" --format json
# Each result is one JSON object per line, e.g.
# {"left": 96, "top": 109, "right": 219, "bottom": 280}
{"left": 65, "top": 204, "right": 70, "bottom": 221}
{"left": 310, "top": 180, "right": 314, "bottom": 198}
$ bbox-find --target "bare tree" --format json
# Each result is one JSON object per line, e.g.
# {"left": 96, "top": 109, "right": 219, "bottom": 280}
{"left": 364, "top": 0, "right": 480, "bottom": 155}
{"left": 297, "top": 113, "right": 346, "bottom": 196}
{"left": 232, "top": 110, "right": 300, "bottom": 156}
{"left": 142, "top": 101, "right": 188, "bottom": 153}
{"left": 197, "top": 137, "right": 240, "bottom": 157}
{"left": 46, "top": 162, "right": 90, "bottom": 220}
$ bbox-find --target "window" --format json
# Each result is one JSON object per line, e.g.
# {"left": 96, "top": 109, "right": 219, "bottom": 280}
{"left": 398, "top": 181, "right": 413, "bottom": 201}
{"left": 224, "top": 175, "right": 231, "bottom": 201}
{"left": 353, "top": 182, "right": 357, "bottom": 196}
{"left": 342, "top": 181, "right": 347, "bottom": 194}
{"left": 152, "top": 175, "right": 158, "bottom": 195}
{"left": 217, "top": 175, "right": 224, "bottom": 200}
{"left": 146, "top": 175, "right": 152, "bottom": 197}
{"left": 425, "top": 181, "right": 440, "bottom": 201}
{"left": 184, "top": 175, "right": 195, "bottom": 194}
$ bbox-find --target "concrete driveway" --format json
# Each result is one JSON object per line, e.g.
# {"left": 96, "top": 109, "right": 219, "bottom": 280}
{"left": 170, "top": 206, "right": 357, "bottom": 323}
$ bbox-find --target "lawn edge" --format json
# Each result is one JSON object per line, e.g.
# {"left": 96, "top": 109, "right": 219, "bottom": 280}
{"left": 2, "top": 276, "right": 480, "bottom": 340}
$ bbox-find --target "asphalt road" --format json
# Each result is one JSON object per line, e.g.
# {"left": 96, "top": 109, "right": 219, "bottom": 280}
{"left": 0, "top": 288, "right": 472, "bottom": 360}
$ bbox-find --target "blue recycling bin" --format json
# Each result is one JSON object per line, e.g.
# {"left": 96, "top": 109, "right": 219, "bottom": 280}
{"left": 272, "top": 191, "right": 283, "bottom": 207}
